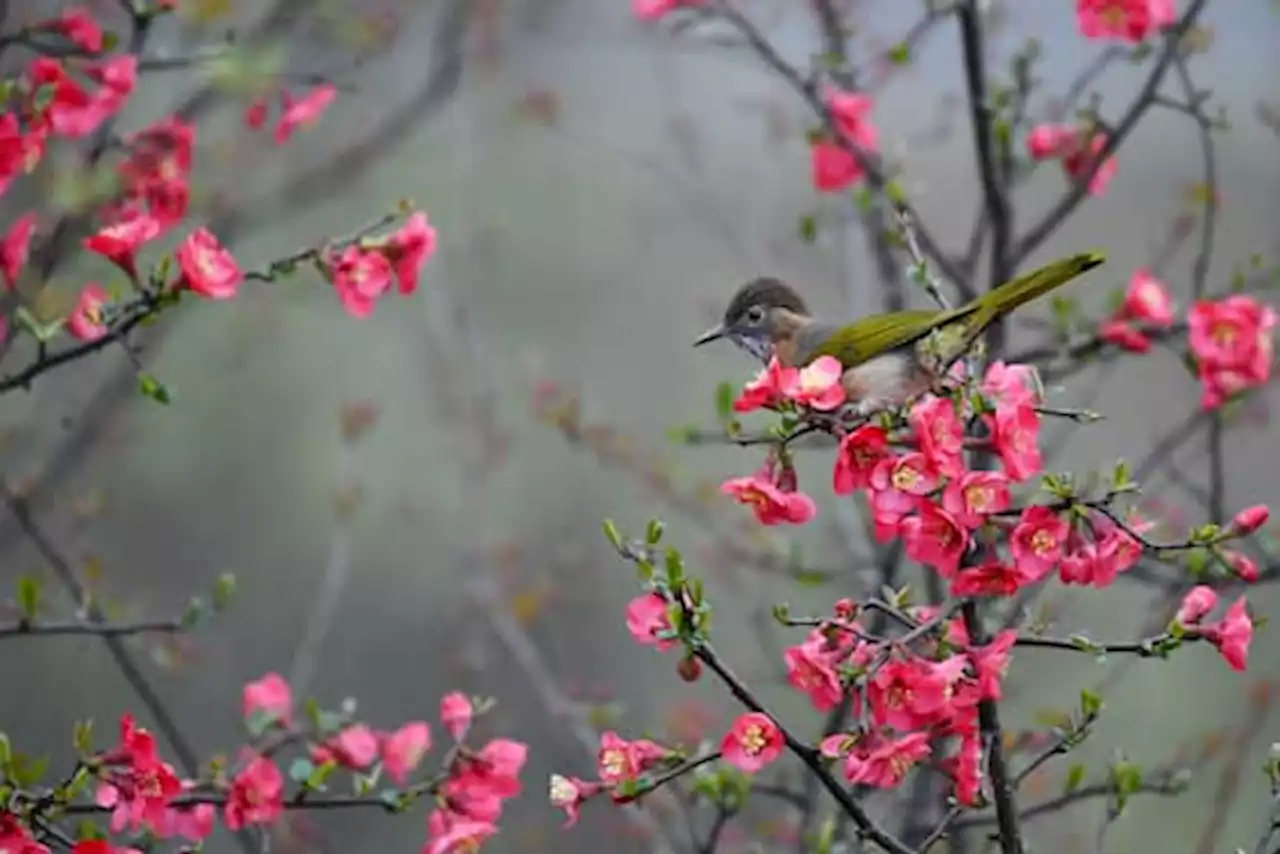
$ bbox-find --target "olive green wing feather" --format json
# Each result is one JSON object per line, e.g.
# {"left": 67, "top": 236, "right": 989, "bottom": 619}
{"left": 798, "top": 309, "right": 947, "bottom": 368}
{"left": 796, "top": 251, "right": 1107, "bottom": 368}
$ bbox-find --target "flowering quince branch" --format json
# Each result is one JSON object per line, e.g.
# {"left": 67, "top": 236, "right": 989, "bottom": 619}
{"left": 0, "top": 616, "right": 185, "bottom": 638}
{"left": 1, "top": 484, "right": 526, "bottom": 854}
{"left": 542, "top": 1, "right": 1280, "bottom": 852}
{"left": 0, "top": 207, "right": 428, "bottom": 396}
{"left": 0, "top": 1, "right": 413, "bottom": 395}
{"left": 1011, "top": 0, "right": 1209, "bottom": 264}
{"left": 2, "top": 673, "right": 525, "bottom": 854}
{"left": 688, "top": 0, "right": 962, "bottom": 286}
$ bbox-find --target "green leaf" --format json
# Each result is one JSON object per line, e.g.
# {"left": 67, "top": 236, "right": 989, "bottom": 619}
{"left": 15, "top": 575, "right": 40, "bottom": 620}
{"left": 304, "top": 697, "right": 324, "bottom": 730}
{"left": 1051, "top": 296, "right": 1077, "bottom": 337}
{"left": 714, "top": 381, "right": 735, "bottom": 421}
{"left": 75, "top": 820, "right": 106, "bottom": 842}
{"left": 8, "top": 753, "right": 49, "bottom": 788}
{"left": 798, "top": 213, "right": 818, "bottom": 244}
{"left": 663, "top": 547, "right": 685, "bottom": 587}
{"left": 851, "top": 185, "right": 875, "bottom": 213}
{"left": 792, "top": 569, "right": 832, "bottom": 586}
{"left": 1185, "top": 547, "right": 1210, "bottom": 575}
{"left": 0, "top": 733, "right": 10, "bottom": 767}
{"left": 884, "top": 179, "right": 908, "bottom": 205}
{"left": 1079, "top": 688, "right": 1103, "bottom": 718}
{"left": 72, "top": 720, "right": 93, "bottom": 756}
{"left": 245, "top": 708, "right": 276, "bottom": 738}
{"left": 1064, "top": 762, "right": 1086, "bottom": 793}
{"left": 645, "top": 518, "right": 665, "bottom": 546}
{"left": 1110, "top": 759, "right": 1142, "bottom": 811}
{"left": 664, "top": 423, "right": 698, "bottom": 444}
{"left": 771, "top": 602, "right": 790, "bottom": 624}
{"left": 14, "top": 306, "right": 65, "bottom": 342}
{"left": 887, "top": 42, "right": 911, "bottom": 65}
{"left": 1111, "top": 459, "right": 1133, "bottom": 491}
{"left": 101, "top": 31, "right": 120, "bottom": 51}
{"left": 814, "top": 815, "right": 837, "bottom": 854}
{"left": 64, "top": 764, "right": 93, "bottom": 799}
{"left": 289, "top": 758, "right": 316, "bottom": 785}
{"left": 378, "top": 788, "right": 406, "bottom": 812}
{"left": 601, "top": 519, "right": 624, "bottom": 552}
{"left": 212, "top": 573, "right": 237, "bottom": 611}
{"left": 181, "top": 596, "right": 209, "bottom": 629}
{"left": 137, "top": 372, "right": 171, "bottom": 404}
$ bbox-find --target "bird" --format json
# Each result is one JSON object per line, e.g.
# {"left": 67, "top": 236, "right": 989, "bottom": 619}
{"left": 692, "top": 251, "right": 1106, "bottom": 415}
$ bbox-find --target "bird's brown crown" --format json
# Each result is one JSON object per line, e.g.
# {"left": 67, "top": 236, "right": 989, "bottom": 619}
{"left": 722, "top": 277, "right": 809, "bottom": 327}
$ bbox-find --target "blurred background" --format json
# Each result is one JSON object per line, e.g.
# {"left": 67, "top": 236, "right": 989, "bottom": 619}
{"left": 1, "top": 0, "right": 1279, "bottom": 853}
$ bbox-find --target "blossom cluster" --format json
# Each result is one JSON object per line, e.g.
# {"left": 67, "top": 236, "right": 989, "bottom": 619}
{"left": 633, "top": 0, "right": 1178, "bottom": 202}
{"left": 0, "top": 672, "right": 525, "bottom": 854}
{"left": 0, "top": 3, "right": 432, "bottom": 359}
{"left": 569, "top": 337, "right": 1264, "bottom": 824}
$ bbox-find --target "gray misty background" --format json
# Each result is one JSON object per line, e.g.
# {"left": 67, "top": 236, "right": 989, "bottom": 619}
{"left": 0, "top": 0, "right": 1279, "bottom": 853}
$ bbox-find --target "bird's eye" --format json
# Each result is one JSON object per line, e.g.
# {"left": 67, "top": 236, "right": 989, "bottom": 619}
{"left": 745, "top": 305, "right": 765, "bottom": 324}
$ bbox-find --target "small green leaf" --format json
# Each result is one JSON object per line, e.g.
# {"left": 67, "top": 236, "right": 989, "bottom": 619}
{"left": 1185, "top": 547, "right": 1210, "bottom": 574}
{"left": 1110, "top": 759, "right": 1142, "bottom": 811}
{"left": 792, "top": 569, "right": 832, "bottom": 586}
{"left": 245, "top": 708, "right": 276, "bottom": 738}
{"left": 884, "top": 179, "right": 908, "bottom": 205}
{"left": 212, "top": 573, "right": 237, "bottom": 611}
{"left": 304, "top": 698, "right": 324, "bottom": 730}
{"left": 1064, "top": 762, "right": 1086, "bottom": 792}
{"left": 137, "top": 372, "right": 171, "bottom": 404}
{"left": 1111, "top": 459, "right": 1133, "bottom": 490}
{"left": 851, "top": 185, "right": 875, "bottom": 213}
{"left": 378, "top": 788, "right": 406, "bottom": 811}
{"left": 771, "top": 602, "right": 790, "bottom": 624}
{"left": 645, "top": 518, "right": 665, "bottom": 546}
{"left": 887, "top": 42, "right": 911, "bottom": 65}
{"left": 1051, "top": 295, "right": 1077, "bottom": 336}
{"left": 715, "top": 381, "right": 735, "bottom": 420}
{"left": 14, "top": 307, "right": 65, "bottom": 342}
{"left": 814, "top": 814, "right": 837, "bottom": 854}
{"left": 798, "top": 214, "right": 818, "bottom": 244}
{"left": 75, "top": 820, "right": 106, "bottom": 842}
{"left": 72, "top": 721, "right": 94, "bottom": 756}
{"left": 0, "top": 733, "right": 10, "bottom": 767}
{"left": 289, "top": 758, "right": 315, "bottom": 784}
{"left": 64, "top": 764, "right": 93, "bottom": 799}
{"left": 181, "top": 596, "right": 209, "bottom": 629}
{"left": 15, "top": 575, "right": 41, "bottom": 620}
{"left": 8, "top": 753, "right": 49, "bottom": 788}
{"left": 101, "top": 30, "right": 120, "bottom": 51}
{"left": 664, "top": 423, "right": 698, "bottom": 444}
{"left": 1079, "top": 688, "right": 1103, "bottom": 718}
{"left": 601, "top": 519, "right": 624, "bottom": 552}
{"left": 664, "top": 547, "right": 685, "bottom": 587}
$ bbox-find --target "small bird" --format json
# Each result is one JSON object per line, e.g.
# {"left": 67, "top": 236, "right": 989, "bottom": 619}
{"left": 693, "top": 252, "right": 1106, "bottom": 415}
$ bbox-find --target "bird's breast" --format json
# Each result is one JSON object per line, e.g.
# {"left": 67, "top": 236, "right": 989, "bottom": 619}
{"left": 840, "top": 352, "right": 925, "bottom": 404}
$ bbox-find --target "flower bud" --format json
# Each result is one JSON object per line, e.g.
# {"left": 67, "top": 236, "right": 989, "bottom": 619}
{"left": 1175, "top": 584, "right": 1217, "bottom": 626}
{"left": 1230, "top": 504, "right": 1270, "bottom": 536}
{"left": 676, "top": 654, "right": 702, "bottom": 683}
{"left": 1223, "top": 549, "right": 1259, "bottom": 583}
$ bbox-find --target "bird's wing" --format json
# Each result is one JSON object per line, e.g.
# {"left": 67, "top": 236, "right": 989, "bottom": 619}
{"left": 799, "top": 308, "right": 971, "bottom": 368}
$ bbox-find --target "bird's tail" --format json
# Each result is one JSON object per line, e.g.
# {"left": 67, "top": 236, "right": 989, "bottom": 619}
{"left": 983, "top": 251, "right": 1107, "bottom": 320}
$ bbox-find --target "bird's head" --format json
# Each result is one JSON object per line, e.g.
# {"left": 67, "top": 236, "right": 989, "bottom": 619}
{"left": 692, "top": 277, "right": 810, "bottom": 362}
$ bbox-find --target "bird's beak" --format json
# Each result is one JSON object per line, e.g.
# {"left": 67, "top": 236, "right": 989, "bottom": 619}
{"left": 693, "top": 323, "right": 727, "bottom": 347}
